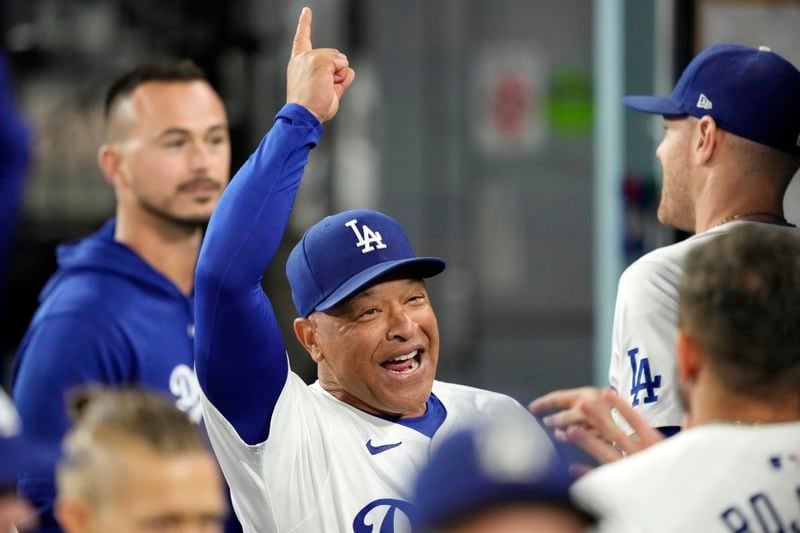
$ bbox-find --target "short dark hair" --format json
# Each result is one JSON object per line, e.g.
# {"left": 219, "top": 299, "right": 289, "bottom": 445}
{"left": 679, "top": 225, "right": 800, "bottom": 398}
{"left": 104, "top": 60, "right": 208, "bottom": 119}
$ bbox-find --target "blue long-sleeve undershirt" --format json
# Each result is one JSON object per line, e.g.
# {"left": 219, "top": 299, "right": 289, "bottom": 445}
{"left": 195, "top": 104, "right": 322, "bottom": 445}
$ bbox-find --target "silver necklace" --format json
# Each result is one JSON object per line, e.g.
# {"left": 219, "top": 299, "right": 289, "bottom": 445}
{"left": 715, "top": 211, "right": 787, "bottom": 228}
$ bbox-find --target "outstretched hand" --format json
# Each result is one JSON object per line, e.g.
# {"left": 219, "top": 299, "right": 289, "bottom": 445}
{"left": 530, "top": 386, "right": 666, "bottom": 476}
{"left": 565, "top": 388, "right": 665, "bottom": 466}
{"left": 529, "top": 386, "right": 607, "bottom": 442}
{"left": 286, "top": 7, "right": 356, "bottom": 123}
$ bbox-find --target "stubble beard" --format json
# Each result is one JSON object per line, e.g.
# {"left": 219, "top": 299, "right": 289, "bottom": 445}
{"left": 137, "top": 196, "right": 213, "bottom": 231}
{"left": 657, "top": 169, "right": 696, "bottom": 232}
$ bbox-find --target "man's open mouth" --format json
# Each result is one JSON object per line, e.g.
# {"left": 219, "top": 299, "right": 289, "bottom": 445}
{"left": 381, "top": 350, "right": 422, "bottom": 374}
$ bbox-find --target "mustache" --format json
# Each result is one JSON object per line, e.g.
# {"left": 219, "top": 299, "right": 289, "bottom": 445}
{"left": 177, "top": 176, "right": 222, "bottom": 192}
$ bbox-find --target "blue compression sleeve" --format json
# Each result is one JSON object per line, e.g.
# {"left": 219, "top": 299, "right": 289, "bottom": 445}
{"left": 195, "top": 104, "right": 322, "bottom": 445}
{"left": 657, "top": 426, "right": 681, "bottom": 437}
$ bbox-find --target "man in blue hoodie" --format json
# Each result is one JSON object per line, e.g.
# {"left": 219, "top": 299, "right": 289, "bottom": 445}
{"left": 12, "top": 60, "right": 231, "bottom": 531}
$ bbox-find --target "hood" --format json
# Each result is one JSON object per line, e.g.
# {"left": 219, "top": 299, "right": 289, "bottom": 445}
{"left": 40, "top": 219, "right": 186, "bottom": 302}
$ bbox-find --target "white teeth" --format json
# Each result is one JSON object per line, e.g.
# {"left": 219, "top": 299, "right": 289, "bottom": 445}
{"left": 389, "top": 350, "right": 418, "bottom": 363}
{"left": 384, "top": 351, "right": 421, "bottom": 373}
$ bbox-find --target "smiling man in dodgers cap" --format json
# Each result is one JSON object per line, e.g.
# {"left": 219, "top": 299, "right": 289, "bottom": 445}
{"left": 531, "top": 43, "right": 800, "bottom": 439}
{"left": 193, "top": 7, "right": 551, "bottom": 532}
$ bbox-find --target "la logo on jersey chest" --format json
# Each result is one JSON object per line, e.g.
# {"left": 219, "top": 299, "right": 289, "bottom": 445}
{"left": 346, "top": 219, "right": 387, "bottom": 253}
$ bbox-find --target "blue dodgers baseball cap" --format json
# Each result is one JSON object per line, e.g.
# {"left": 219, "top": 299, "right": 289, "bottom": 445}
{"left": 286, "top": 209, "right": 446, "bottom": 317}
{"left": 413, "top": 424, "right": 594, "bottom": 529}
{"left": 624, "top": 43, "right": 800, "bottom": 154}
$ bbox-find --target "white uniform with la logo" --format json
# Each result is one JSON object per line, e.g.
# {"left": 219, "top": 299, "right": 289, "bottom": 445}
{"left": 195, "top": 105, "right": 553, "bottom": 532}
{"left": 201, "top": 376, "right": 549, "bottom": 532}
{"left": 608, "top": 221, "right": 800, "bottom": 432}
{"left": 571, "top": 422, "right": 800, "bottom": 532}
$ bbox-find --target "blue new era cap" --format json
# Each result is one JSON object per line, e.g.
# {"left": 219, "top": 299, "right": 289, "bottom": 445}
{"left": 413, "top": 424, "right": 594, "bottom": 529}
{"left": 624, "top": 43, "right": 800, "bottom": 154}
{"left": 286, "top": 209, "right": 445, "bottom": 317}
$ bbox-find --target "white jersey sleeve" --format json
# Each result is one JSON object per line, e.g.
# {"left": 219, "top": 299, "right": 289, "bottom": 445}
{"left": 200, "top": 372, "right": 331, "bottom": 532}
{"left": 608, "top": 221, "right": 800, "bottom": 432}
{"left": 609, "top": 254, "right": 685, "bottom": 431}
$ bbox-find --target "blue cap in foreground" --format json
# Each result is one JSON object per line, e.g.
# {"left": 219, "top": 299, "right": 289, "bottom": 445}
{"left": 413, "top": 424, "right": 592, "bottom": 529}
{"left": 287, "top": 209, "right": 445, "bottom": 317}
{"left": 624, "top": 43, "right": 800, "bottom": 154}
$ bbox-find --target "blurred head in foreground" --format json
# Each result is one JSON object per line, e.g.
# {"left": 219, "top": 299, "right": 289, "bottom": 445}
{"left": 413, "top": 422, "right": 594, "bottom": 532}
{"left": 55, "top": 387, "right": 226, "bottom": 533}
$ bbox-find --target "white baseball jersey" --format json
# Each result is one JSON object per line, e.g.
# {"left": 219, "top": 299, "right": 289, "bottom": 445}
{"left": 201, "top": 372, "right": 552, "bottom": 533}
{"left": 609, "top": 221, "right": 800, "bottom": 431}
{"left": 571, "top": 421, "right": 800, "bottom": 532}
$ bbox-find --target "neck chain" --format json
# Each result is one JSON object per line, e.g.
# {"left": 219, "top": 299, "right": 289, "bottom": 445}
{"left": 714, "top": 211, "right": 787, "bottom": 228}
{"left": 705, "top": 418, "right": 761, "bottom": 427}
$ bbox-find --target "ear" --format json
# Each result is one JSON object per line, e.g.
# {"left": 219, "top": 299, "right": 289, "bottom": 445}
{"left": 294, "top": 317, "right": 323, "bottom": 363}
{"left": 676, "top": 328, "right": 701, "bottom": 383}
{"left": 694, "top": 116, "right": 719, "bottom": 165}
{"left": 97, "top": 144, "right": 123, "bottom": 188}
{"left": 55, "top": 498, "right": 93, "bottom": 533}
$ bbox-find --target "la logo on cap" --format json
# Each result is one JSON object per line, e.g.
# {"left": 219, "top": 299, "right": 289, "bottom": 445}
{"left": 345, "top": 219, "right": 388, "bottom": 254}
{"left": 696, "top": 93, "right": 713, "bottom": 110}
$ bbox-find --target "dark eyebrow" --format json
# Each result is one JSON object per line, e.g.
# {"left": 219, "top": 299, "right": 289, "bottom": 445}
{"left": 156, "top": 124, "right": 228, "bottom": 140}
{"left": 329, "top": 279, "right": 424, "bottom": 317}
{"left": 206, "top": 124, "right": 228, "bottom": 134}
{"left": 156, "top": 128, "right": 190, "bottom": 139}
{"left": 350, "top": 278, "right": 421, "bottom": 302}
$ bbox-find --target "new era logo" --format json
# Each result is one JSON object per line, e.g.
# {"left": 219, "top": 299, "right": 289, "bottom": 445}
{"left": 696, "top": 94, "right": 713, "bottom": 110}
{"left": 345, "top": 219, "right": 388, "bottom": 254}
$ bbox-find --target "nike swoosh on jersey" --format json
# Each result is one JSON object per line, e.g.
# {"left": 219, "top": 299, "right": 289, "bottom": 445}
{"left": 366, "top": 439, "right": 402, "bottom": 455}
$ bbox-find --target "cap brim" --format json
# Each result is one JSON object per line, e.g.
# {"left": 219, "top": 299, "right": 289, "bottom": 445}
{"left": 314, "top": 257, "right": 446, "bottom": 314}
{"left": 623, "top": 95, "right": 686, "bottom": 117}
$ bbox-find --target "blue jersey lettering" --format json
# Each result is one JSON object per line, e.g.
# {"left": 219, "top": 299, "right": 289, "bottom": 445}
{"left": 719, "top": 490, "right": 800, "bottom": 533}
{"left": 720, "top": 506, "right": 750, "bottom": 532}
{"left": 353, "top": 498, "right": 415, "bottom": 533}
{"left": 627, "top": 348, "right": 662, "bottom": 406}
{"left": 751, "top": 493, "right": 785, "bottom": 533}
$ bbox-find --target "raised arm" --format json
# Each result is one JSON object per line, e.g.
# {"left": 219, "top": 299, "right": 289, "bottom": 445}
{"left": 194, "top": 7, "right": 355, "bottom": 445}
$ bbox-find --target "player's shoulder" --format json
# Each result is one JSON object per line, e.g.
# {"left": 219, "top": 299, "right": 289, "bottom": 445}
{"left": 573, "top": 422, "right": 800, "bottom": 531}
{"left": 618, "top": 229, "right": 728, "bottom": 302}
{"left": 579, "top": 422, "right": 796, "bottom": 490}
{"left": 620, "top": 223, "right": 759, "bottom": 287}
{"left": 620, "top": 239, "right": 688, "bottom": 286}
{"left": 26, "top": 264, "right": 135, "bottom": 335}
{"left": 432, "top": 380, "right": 529, "bottom": 420}
{"left": 433, "top": 380, "right": 518, "bottom": 405}
{"left": 573, "top": 428, "right": 696, "bottom": 501}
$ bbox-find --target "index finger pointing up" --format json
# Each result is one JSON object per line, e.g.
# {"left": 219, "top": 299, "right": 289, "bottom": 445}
{"left": 292, "top": 7, "right": 312, "bottom": 56}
